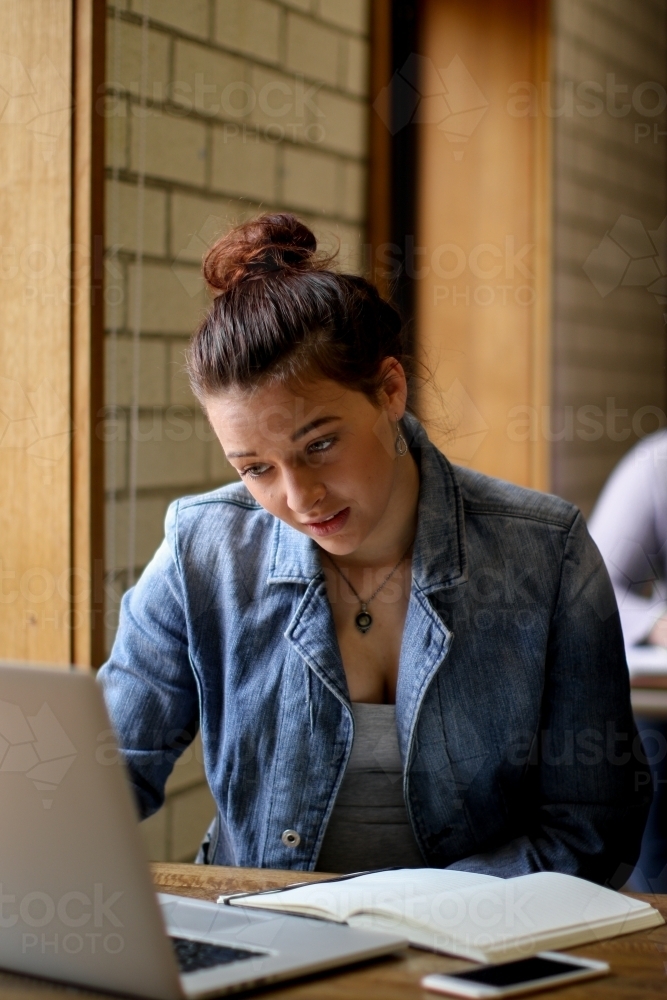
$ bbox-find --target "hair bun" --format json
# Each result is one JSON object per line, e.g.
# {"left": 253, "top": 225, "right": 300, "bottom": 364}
{"left": 203, "top": 213, "right": 320, "bottom": 294}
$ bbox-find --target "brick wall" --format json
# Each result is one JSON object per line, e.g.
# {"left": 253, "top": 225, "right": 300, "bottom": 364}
{"left": 104, "top": 0, "right": 370, "bottom": 860}
{"left": 550, "top": 0, "right": 667, "bottom": 516}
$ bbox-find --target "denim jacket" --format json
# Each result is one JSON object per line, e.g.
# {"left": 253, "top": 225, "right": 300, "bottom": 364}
{"left": 98, "top": 416, "right": 650, "bottom": 881}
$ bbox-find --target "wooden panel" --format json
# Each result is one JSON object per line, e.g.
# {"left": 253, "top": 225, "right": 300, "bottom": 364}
{"left": 71, "top": 0, "right": 105, "bottom": 668}
{"left": 0, "top": 0, "right": 104, "bottom": 667}
{"left": 0, "top": 1, "right": 74, "bottom": 663}
{"left": 415, "top": 0, "right": 551, "bottom": 489}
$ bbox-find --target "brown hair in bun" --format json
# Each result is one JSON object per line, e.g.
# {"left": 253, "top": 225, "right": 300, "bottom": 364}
{"left": 202, "top": 213, "right": 323, "bottom": 294}
{"left": 187, "top": 212, "right": 409, "bottom": 404}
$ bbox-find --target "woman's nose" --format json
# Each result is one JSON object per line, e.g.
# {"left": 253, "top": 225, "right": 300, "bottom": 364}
{"left": 283, "top": 469, "right": 325, "bottom": 514}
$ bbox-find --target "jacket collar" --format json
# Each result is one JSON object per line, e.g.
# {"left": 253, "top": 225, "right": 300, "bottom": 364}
{"left": 403, "top": 414, "right": 468, "bottom": 593}
{"left": 266, "top": 413, "right": 468, "bottom": 592}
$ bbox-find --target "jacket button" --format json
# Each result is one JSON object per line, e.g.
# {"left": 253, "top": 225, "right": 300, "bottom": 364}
{"left": 281, "top": 829, "right": 301, "bottom": 848}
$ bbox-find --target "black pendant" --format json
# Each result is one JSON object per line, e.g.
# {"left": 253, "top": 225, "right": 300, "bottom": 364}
{"left": 355, "top": 609, "right": 373, "bottom": 634}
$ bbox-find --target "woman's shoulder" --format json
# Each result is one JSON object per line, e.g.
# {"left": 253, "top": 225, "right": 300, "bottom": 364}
{"left": 174, "top": 479, "right": 260, "bottom": 513}
{"left": 450, "top": 462, "right": 579, "bottom": 531}
{"left": 164, "top": 481, "right": 272, "bottom": 542}
{"left": 413, "top": 416, "right": 579, "bottom": 532}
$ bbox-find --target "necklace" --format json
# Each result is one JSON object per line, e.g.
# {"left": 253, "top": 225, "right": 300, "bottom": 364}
{"left": 324, "top": 546, "right": 412, "bottom": 634}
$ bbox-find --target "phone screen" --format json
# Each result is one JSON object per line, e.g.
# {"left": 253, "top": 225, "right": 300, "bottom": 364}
{"left": 451, "top": 956, "right": 583, "bottom": 987}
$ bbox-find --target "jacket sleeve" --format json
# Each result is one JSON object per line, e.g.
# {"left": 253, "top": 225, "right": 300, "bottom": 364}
{"left": 588, "top": 440, "right": 667, "bottom": 646}
{"left": 448, "top": 511, "right": 652, "bottom": 884}
{"left": 97, "top": 502, "right": 199, "bottom": 819}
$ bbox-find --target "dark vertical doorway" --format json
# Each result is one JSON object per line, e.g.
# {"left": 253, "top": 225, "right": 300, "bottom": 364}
{"left": 368, "top": 1, "right": 419, "bottom": 339}
{"left": 389, "top": 1, "right": 420, "bottom": 333}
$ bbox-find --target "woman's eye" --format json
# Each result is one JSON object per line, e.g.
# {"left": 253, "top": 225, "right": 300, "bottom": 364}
{"left": 243, "top": 464, "right": 271, "bottom": 479}
{"left": 307, "top": 435, "right": 336, "bottom": 454}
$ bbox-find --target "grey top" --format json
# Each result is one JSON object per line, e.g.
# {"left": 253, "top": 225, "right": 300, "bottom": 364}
{"left": 588, "top": 430, "right": 667, "bottom": 647}
{"left": 315, "top": 702, "right": 424, "bottom": 873}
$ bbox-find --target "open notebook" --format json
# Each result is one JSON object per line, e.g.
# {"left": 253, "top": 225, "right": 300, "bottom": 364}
{"left": 218, "top": 869, "right": 663, "bottom": 964}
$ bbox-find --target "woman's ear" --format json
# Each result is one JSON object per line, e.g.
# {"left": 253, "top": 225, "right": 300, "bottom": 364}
{"left": 378, "top": 357, "right": 408, "bottom": 419}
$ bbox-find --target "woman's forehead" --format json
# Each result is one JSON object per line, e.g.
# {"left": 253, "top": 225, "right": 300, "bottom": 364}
{"left": 205, "top": 378, "right": 365, "bottom": 449}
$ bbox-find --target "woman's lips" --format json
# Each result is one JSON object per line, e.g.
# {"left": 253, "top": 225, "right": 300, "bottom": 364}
{"left": 304, "top": 507, "right": 350, "bottom": 536}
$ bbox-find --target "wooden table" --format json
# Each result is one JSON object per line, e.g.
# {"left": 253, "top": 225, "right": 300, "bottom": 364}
{"left": 631, "top": 674, "right": 667, "bottom": 719}
{"left": 0, "top": 864, "right": 665, "bottom": 999}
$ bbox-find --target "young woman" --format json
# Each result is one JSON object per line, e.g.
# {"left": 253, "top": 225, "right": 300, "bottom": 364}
{"left": 99, "top": 213, "right": 649, "bottom": 879}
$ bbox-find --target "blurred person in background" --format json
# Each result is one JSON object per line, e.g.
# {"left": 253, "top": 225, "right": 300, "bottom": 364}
{"left": 589, "top": 429, "right": 667, "bottom": 891}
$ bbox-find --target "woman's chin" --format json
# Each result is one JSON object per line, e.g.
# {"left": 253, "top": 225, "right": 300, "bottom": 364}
{"left": 317, "top": 530, "right": 370, "bottom": 557}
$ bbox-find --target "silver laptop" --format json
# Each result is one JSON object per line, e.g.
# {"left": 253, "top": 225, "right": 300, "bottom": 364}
{"left": 0, "top": 662, "right": 406, "bottom": 998}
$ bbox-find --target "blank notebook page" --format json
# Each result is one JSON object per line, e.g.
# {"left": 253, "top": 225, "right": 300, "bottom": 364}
{"left": 230, "top": 869, "right": 499, "bottom": 922}
{"left": 351, "top": 871, "right": 652, "bottom": 941}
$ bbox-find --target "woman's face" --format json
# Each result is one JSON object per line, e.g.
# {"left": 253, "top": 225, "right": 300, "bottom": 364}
{"left": 205, "top": 365, "right": 409, "bottom": 557}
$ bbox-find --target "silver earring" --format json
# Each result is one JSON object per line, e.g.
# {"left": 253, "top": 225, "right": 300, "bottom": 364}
{"left": 395, "top": 421, "right": 408, "bottom": 456}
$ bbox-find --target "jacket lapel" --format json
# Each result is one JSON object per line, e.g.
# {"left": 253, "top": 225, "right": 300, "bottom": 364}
{"left": 396, "top": 416, "right": 468, "bottom": 746}
{"left": 284, "top": 577, "right": 349, "bottom": 706}
{"left": 395, "top": 584, "right": 453, "bottom": 760}
{"left": 268, "top": 517, "right": 349, "bottom": 706}
{"left": 395, "top": 419, "right": 472, "bottom": 855}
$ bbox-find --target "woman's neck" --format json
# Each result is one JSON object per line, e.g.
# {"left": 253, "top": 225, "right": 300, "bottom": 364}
{"left": 333, "top": 451, "right": 420, "bottom": 569}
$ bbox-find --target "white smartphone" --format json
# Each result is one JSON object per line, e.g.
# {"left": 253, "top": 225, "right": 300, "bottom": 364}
{"left": 421, "top": 952, "right": 610, "bottom": 998}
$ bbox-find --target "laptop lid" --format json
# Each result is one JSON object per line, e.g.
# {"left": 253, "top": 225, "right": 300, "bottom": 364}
{"left": 0, "top": 662, "right": 183, "bottom": 1000}
{"left": 0, "top": 662, "right": 407, "bottom": 999}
